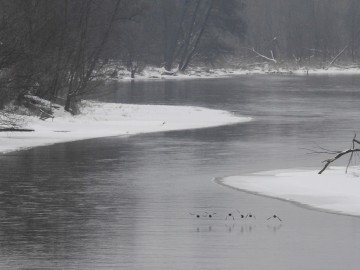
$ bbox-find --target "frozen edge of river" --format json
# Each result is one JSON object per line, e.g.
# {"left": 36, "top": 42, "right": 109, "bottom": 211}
{"left": 218, "top": 167, "right": 360, "bottom": 217}
{"left": 0, "top": 100, "right": 251, "bottom": 154}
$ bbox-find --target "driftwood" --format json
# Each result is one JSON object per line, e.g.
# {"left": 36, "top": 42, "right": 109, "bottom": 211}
{"left": 0, "top": 128, "right": 34, "bottom": 132}
{"left": 39, "top": 109, "right": 54, "bottom": 121}
{"left": 316, "top": 134, "right": 360, "bottom": 174}
{"left": 161, "top": 68, "right": 178, "bottom": 76}
{"left": 21, "top": 94, "right": 55, "bottom": 120}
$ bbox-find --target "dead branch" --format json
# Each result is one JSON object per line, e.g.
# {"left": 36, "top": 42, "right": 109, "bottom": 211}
{"left": 246, "top": 47, "right": 277, "bottom": 64}
{"left": 329, "top": 45, "right": 349, "bottom": 66}
{"left": 39, "top": 109, "right": 54, "bottom": 121}
{"left": 319, "top": 149, "right": 360, "bottom": 174}
{"left": 318, "top": 134, "right": 360, "bottom": 174}
{"left": 0, "top": 128, "right": 34, "bottom": 132}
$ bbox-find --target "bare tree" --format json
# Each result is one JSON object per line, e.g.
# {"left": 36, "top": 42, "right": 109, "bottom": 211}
{"left": 160, "top": 0, "right": 245, "bottom": 72}
{"left": 63, "top": 0, "right": 122, "bottom": 112}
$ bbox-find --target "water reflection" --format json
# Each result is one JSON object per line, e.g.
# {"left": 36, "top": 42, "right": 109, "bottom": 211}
{"left": 240, "top": 224, "right": 255, "bottom": 234}
{"left": 193, "top": 222, "right": 283, "bottom": 235}
{"left": 267, "top": 224, "right": 283, "bottom": 234}
{"left": 225, "top": 223, "right": 235, "bottom": 233}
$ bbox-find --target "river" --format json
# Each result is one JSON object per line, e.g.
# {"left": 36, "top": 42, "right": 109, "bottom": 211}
{"left": 2, "top": 75, "right": 360, "bottom": 269}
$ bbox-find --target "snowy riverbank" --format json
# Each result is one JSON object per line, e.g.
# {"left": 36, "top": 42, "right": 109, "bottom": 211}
{"left": 220, "top": 167, "right": 360, "bottom": 216}
{"left": 105, "top": 65, "right": 360, "bottom": 81}
{"left": 0, "top": 100, "right": 251, "bottom": 154}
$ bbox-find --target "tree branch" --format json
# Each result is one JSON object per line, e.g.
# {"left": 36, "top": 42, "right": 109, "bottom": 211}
{"left": 329, "top": 44, "right": 349, "bottom": 66}
{"left": 247, "top": 47, "right": 277, "bottom": 63}
{"left": 319, "top": 148, "right": 360, "bottom": 174}
{"left": 317, "top": 133, "right": 360, "bottom": 174}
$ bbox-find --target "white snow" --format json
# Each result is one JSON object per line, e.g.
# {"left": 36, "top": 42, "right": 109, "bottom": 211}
{"left": 221, "top": 167, "right": 360, "bottom": 216}
{"left": 104, "top": 65, "right": 360, "bottom": 82}
{"left": 0, "top": 100, "right": 251, "bottom": 154}
{"left": 108, "top": 66, "right": 248, "bottom": 81}
{"left": 292, "top": 67, "right": 360, "bottom": 76}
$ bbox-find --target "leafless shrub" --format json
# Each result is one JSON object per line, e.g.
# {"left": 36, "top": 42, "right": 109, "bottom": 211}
{"left": 0, "top": 109, "right": 26, "bottom": 129}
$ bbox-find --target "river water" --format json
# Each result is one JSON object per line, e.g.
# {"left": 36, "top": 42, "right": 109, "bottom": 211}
{"left": 2, "top": 75, "right": 360, "bottom": 269}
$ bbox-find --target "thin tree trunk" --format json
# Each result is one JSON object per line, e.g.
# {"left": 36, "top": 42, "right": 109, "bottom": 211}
{"left": 64, "top": 93, "right": 71, "bottom": 112}
{"left": 64, "top": 0, "right": 92, "bottom": 112}
{"left": 80, "top": 0, "right": 122, "bottom": 91}
{"left": 50, "top": 0, "right": 68, "bottom": 102}
{"left": 178, "top": 0, "right": 200, "bottom": 70}
{"left": 163, "top": 0, "right": 189, "bottom": 71}
{"left": 181, "top": 0, "right": 214, "bottom": 71}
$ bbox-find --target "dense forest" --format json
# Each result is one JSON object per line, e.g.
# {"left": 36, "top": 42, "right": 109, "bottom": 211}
{"left": 0, "top": 0, "right": 359, "bottom": 113}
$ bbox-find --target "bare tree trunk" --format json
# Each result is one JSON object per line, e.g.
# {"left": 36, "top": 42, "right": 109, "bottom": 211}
{"left": 83, "top": 0, "right": 122, "bottom": 84}
{"left": 162, "top": 0, "right": 189, "bottom": 71}
{"left": 64, "top": 93, "right": 71, "bottom": 112}
{"left": 64, "top": 0, "right": 91, "bottom": 112}
{"left": 180, "top": 0, "right": 214, "bottom": 71}
{"left": 50, "top": 0, "right": 68, "bottom": 102}
{"left": 178, "top": 0, "right": 200, "bottom": 70}
{"left": 65, "top": 0, "right": 121, "bottom": 112}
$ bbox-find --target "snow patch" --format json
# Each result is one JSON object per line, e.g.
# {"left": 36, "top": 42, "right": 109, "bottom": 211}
{"left": 220, "top": 167, "right": 360, "bottom": 216}
{"left": 0, "top": 100, "right": 251, "bottom": 154}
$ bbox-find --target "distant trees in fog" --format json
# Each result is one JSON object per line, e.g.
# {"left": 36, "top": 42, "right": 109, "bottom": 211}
{"left": 242, "top": 0, "right": 360, "bottom": 67}
{"left": 159, "top": 0, "right": 245, "bottom": 71}
{"left": 0, "top": 0, "right": 245, "bottom": 112}
{"left": 1, "top": 0, "right": 360, "bottom": 113}
{"left": 0, "top": 0, "right": 150, "bottom": 112}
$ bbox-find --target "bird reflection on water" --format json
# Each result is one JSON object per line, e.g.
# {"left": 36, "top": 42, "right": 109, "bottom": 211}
{"left": 191, "top": 210, "right": 283, "bottom": 234}
{"left": 267, "top": 224, "right": 283, "bottom": 233}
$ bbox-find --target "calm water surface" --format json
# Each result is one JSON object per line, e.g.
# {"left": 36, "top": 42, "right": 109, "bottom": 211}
{"left": 2, "top": 75, "right": 360, "bottom": 269}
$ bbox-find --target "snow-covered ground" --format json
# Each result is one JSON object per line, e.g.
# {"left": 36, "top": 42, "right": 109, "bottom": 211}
{"left": 220, "top": 167, "right": 360, "bottom": 216}
{"left": 0, "top": 100, "right": 251, "bottom": 154}
{"left": 105, "top": 66, "right": 250, "bottom": 81}
{"left": 292, "top": 66, "right": 360, "bottom": 75}
{"left": 104, "top": 65, "right": 360, "bottom": 82}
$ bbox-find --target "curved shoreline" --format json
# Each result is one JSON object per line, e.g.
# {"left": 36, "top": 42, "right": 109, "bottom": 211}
{"left": 217, "top": 168, "right": 360, "bottom": 218}
{"left": 0, "top": 101, "right": 251, "bottom": 154}
{"left": 215, "top": 177, "right": 360, "bottom": 219}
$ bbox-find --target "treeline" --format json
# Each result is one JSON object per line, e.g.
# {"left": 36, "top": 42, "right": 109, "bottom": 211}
{"left": 0, "top": 0, "right": 245, "bottom": 112}
{"left": 1, "top": 0, "right": 360, "bottom": 113}
{"left": 242, "top": 0, "right": 360, "bottom": 67}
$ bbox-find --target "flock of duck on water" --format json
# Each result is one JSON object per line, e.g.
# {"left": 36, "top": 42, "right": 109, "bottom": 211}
{"left": 189, "top": 210, "right": 282, "bottom": 222}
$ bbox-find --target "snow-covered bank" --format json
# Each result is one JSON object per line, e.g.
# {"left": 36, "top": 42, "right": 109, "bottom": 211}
{"left": 105, "top": 65, "right": 360, "bottom": 82}
{"left": 292, "top": 66, "right": 360, "bottom": 76}
{"left": 0, "top": 101, "right": 251, "bottom": 154}
{"left": 106, "top": 66, "right": 249, "bottom": 81}
{"left": 220, "top": 167, "right": 360, "bottom": 216}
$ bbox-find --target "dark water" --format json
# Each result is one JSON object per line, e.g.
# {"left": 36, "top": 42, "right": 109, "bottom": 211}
{"left": 2, "top": 75, "right": 360, "bottom": 269}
